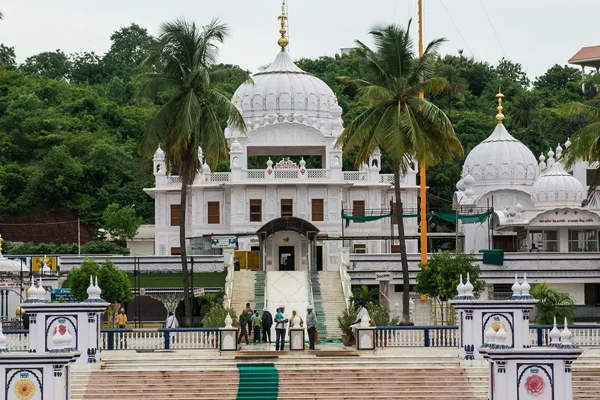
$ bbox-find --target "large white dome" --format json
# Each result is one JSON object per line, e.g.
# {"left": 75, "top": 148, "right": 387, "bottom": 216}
{"left": 232, "top": 51, "right": 336, "bottom": 121}
{"left": 531, "top": 161, "right": 586, "bottom": 208}
{"left": 462, "top": 124, "right": 538, "bottom": 186}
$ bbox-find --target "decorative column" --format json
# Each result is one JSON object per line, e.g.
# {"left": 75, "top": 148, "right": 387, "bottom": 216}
{"left": 479, "top": 318, "right": 582, "bottom": 400}
{"left": 450, "top": 274, "right": 537, "bottom": 361}
{"left": 21, "top": 275, "right": 109, "bottom": 367}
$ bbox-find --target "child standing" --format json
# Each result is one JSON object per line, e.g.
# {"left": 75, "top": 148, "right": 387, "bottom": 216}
{"left": 252, "top": 311, "right": 262, "bottom": 343}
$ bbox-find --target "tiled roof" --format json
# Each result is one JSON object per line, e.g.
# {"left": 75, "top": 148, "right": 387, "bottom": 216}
{"left": 569, "top": 45, "right": 600, "bottom": 63}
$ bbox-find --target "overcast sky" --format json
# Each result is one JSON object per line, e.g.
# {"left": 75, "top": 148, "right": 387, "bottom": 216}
{"left": 1, "top": 0, "right": 598, "bottom": 80}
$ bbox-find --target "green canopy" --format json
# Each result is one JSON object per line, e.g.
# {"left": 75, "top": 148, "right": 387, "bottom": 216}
{"left": 343, "top": 210, "right": 489, "bottom": 228}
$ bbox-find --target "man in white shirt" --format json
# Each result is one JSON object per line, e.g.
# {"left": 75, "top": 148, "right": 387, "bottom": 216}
{"left": 165, "top": 311, "right": 179, "bottom": 329}
{"left": 274, "top": 305, "right": 289, "bottom": 351}
{"left": 350, "top": 301, "right": 371, "bottom": 330}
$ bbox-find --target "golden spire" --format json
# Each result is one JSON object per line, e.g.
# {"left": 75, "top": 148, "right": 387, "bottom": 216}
{"left": 0, "top": 234, "right": 3, "bottom": 254}
{"left": 277, "top": 1, "right": 289, "bottom": 52}
{"left": 495, "top": 90, "right": 505, "bottom": 125}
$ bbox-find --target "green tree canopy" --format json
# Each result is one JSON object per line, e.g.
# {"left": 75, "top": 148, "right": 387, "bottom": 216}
{"left": 69, "top": 258, "right": 132, "bottom": 304}
{"left": 531, "top": 282, "right": 576, "bottom": 325}
{"left": 102, "top": 203, "right": 143, "bottom": 242}
{"left": 20, "top": 50, "right": 71, "bottom": 80}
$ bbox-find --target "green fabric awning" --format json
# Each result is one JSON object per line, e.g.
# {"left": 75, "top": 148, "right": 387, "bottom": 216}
{"left": 343, "top": 210, "right": 489, "bottom": 228}
{"left": 431, "top": 211, "right": 489, "bottom": 224}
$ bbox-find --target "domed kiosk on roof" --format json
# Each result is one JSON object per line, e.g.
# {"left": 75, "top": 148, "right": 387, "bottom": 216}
{"left": 531, "top": 161, "right": 586, "bottom": 208}
{"left": 462, "top": 92, "right": 538, "bottom": 187}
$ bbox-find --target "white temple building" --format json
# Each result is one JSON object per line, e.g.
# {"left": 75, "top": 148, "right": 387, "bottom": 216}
{"left": 454, "top": 92, "right": 600, "bottom": 255}
{"left": 142, "top": 11, "right": 418, "bottom": 272}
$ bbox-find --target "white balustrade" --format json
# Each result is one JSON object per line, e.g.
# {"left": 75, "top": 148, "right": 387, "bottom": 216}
{"left": 168, "top": 176, "right": 183, "bottom": 185}
{"left": 246, "top": 170, "right": 266, "bottom": 179}
{"left": 343, "top": 172, "right": 362, "bottom": 181}
{"left": 307, "top": 169, "right": 331, "bottom": 179}
{"left": 274, "top": 170, "right": 297, "bottom": 179}
{"left": 209, "top": 172, "right": 231, "bottom": 182}
{"left": 170, "top": 330, "right": 218, "bottom": 349}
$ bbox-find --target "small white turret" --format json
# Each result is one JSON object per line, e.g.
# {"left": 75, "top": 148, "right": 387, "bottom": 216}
{"left": 511, "top": 274, "right": 521, "bottom": 298}
{"left": 463, "top": 171, "right": 475, "bottom": 200}
{"left": 495, "top": 327, "right": 508, "bottom": 348}
{"left": 539, "top": 153, "right": 546, "bottom": 172}
{"left": 224, "top": 313, "right": 233, "bottom": 328}
{"left": 464, "top": 273, "right": 474, "bottom": 297}
{"left": 565, "top": 137, "right": 571, "bottom": 149}
{"left": 556, "top": 143, "right": 563, "bottom": 159}
{"left": 547, "top": 148, "right": 555, "bottom": 168}
{"left": 483, "top": 325, "right": 497, "bottom": 348}
{"left": 549, "top": 316, "right": 561, "bottom": 347}
{"left": 457, "top": 274, "right": 465, "bottom": 297}
{"left": 520, "top": 273, "right": 532, "bottom": 298}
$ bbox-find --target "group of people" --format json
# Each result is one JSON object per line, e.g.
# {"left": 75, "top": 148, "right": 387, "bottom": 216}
{"left": 237, "top": 302, "right": 317, "bottom": 350}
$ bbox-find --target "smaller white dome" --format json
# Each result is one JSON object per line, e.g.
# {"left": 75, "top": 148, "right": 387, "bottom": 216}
{"left": 230, "top": 138, "right": 243, "bottom": 153}
{"left": 531, "top": 162, "right": 586, "bottom": 207}
{"left": 0, "top": 255, "right": 25, "bottom": 273}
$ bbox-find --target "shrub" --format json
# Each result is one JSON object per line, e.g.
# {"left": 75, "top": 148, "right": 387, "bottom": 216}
{"left": 202, "top": 305, "right": 238, "bottom": 328}
{"left": 337, "top": 308, "right": 358, "bottom": 336}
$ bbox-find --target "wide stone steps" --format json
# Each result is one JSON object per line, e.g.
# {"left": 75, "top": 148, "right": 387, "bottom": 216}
{"left": 71, "top": 367, "right": 487, "bottom": 400}
{"left": 231, "top": 270, "right": 257, "bottom": 314}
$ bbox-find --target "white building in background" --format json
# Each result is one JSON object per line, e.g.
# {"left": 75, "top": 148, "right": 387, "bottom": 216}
{"left": 141, "top": 26, "right": 418, "bottom": 271}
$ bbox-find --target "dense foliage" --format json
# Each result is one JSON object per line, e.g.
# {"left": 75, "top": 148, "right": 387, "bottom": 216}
{"left": 0, "top": 20, "right": 596, "bottom": 237}
{"left": 531, "top": 282, "right": 576, "bottom": 325}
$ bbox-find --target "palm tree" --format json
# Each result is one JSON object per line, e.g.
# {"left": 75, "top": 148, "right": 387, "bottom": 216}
{"left": 561, "top": 102, "right": 600, "bottom": 191}
{"left": 138, "top": 19, "right": 247, "bottom": 326}
{"left": 338, "top": 22, "right": 463, "bottom": 323}
{"left": 510, "top": 91, "right": 539, "bottom": 128}
{"left": 531, "top": 282, "right": 575, "bottom": 325}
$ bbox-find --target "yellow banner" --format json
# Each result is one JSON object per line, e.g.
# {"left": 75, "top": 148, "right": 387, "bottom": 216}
{"left": 32, "top": 256, "right": 57, "bottom": 273}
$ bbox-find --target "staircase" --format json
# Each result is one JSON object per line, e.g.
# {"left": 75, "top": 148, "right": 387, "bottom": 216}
{"left": 309, "top": 271, "right": 329, "bottom": 338}
{"left": 253, "top": 271, "right": 266, "bottom": 312}
{"left": 573, "top": 348, "right": 600, "bottom": 399}
{"left": 70, "top": 348, "right": 489, "bottom": 400}
{"left": 311, "top": 271, "right": 347, "bottom": 339}
{"left": 230, "top": 270, "right": 257, "bottom": 315}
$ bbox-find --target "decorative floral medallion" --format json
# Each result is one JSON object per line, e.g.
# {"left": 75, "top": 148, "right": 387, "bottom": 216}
{"left": 525, "top": 374, "right": 545, "bottom": 395}
{"left": 14, "top": 379, "right": 35, "bottom": 399}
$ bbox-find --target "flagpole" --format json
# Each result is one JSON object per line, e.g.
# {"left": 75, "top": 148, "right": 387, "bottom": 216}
{"left": 418, "top": 0, "right": 428, "bottom": 264}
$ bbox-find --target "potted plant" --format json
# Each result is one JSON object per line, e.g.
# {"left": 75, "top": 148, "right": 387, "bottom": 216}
{"left": 337, "top": 308, "right": 358, "bottom": 346}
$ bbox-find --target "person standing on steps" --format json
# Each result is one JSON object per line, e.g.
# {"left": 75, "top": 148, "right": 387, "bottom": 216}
{"left": 246, "top": 302, "right": 253, "bottom": 338}
{"left": 261, "top": 309, "right": 273, "bottom": 344}
{"left": 252, "top": 311, "right": 262, "bottom": 344}
{"left": 275, "top": 305, "right": 289, "bottom": 351}
{"left": 306, "top": 305, "right": 317, "bottom": 350}
{"left": 238, "top": 309, "right": 249, "bottom": 347}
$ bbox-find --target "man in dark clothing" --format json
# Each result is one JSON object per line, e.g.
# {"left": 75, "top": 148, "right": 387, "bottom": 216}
{"left": 246, "top": 302, "right": 253, "bottom": 338}
{"left": 261, "top": 309, "right": 273, "bottom": 343}
{"left": 306, "top": 305, "right": 317, "bottom": 350}
{"left": 238, "top": 309, "right": 249, "bottom": 346}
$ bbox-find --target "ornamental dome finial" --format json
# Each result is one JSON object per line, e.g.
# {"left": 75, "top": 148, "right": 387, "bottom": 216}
{"left": 277, "top": 1, "right": 289, "bottom": 52}
{"left": 495, "top": 90, "right": 505, "bottom": 125}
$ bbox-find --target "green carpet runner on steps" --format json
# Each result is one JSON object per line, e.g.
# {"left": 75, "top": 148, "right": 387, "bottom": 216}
{"left": 309, "top": 271, "right": 328, "bottom": 337}
{"left": 236, "top": 363, "right": 279, "bottom": 399}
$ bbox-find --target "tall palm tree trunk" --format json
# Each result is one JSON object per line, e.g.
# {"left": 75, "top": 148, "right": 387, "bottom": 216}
{"left": 393, "top": 162, "right": 411, "bottom": 323}
{"left": 179, "top": 173, "right": 192, "bottom": 327}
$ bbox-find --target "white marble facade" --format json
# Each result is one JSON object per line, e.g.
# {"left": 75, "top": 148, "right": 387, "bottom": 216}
{"left": 144, "top": 48, "right": 418, "bottom": 270}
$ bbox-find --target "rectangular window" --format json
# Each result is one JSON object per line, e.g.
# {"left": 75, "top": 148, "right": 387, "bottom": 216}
{"left": 312, "top": 199, "right": 324, "bottom": 221}
{"left": 249, "top": 199, "right": 262, "bottom": 222}
{"left": 170, "top": 204, "right": 181, "bottom": 227}
{"left": 353, "top": 243, "right": 367, "bottom": 254}
{"left": 207, "top": 201, "right": 220, "bottom": 224}
{"left": 281, "top": 199, "right": 293, "bottom": 217}
{"left": 568, "top": 229, "right": 598, "bottom": 252}
{"left": 530, "top": 230, "right": 558, "bottom": 252}
{"left": 353, "top": 200, "right": 365, "bottom": 223}
{"left": 170, "top": 247, "right": 181, "bottom": 255}
{"left": 587, "top": 169, "right": 598, "bottom": 186}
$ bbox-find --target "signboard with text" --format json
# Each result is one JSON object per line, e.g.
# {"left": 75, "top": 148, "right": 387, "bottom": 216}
{"left": 194, "top": 288, "right": 205, "bottom": 297}
{"left": 530, "top": 209, "right": 600, "bottom": 227}
{"left": 211, "top": 236, "right": 238, "bottom": 248}
{"left": 51, "top": 289, "right": 77, "bottom": 303}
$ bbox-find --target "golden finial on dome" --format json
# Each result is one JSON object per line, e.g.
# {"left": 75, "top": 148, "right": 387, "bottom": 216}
{"left": 277, "top": 1, "right": 289, "bottom": 52}
{"left": 495, "top": 89, "right": 505, "bottom": 125}
{"left": 334, "top": 94, "right": 338, "bottom": 104}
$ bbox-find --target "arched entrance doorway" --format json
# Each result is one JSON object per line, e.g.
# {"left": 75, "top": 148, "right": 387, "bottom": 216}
{"left": 256, "top": 217, "right": 320, "bottom": 272}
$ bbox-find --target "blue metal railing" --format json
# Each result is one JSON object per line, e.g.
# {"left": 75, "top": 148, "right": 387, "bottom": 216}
{"left": 5, "top": 325, "right": 600, "bottom": 350}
